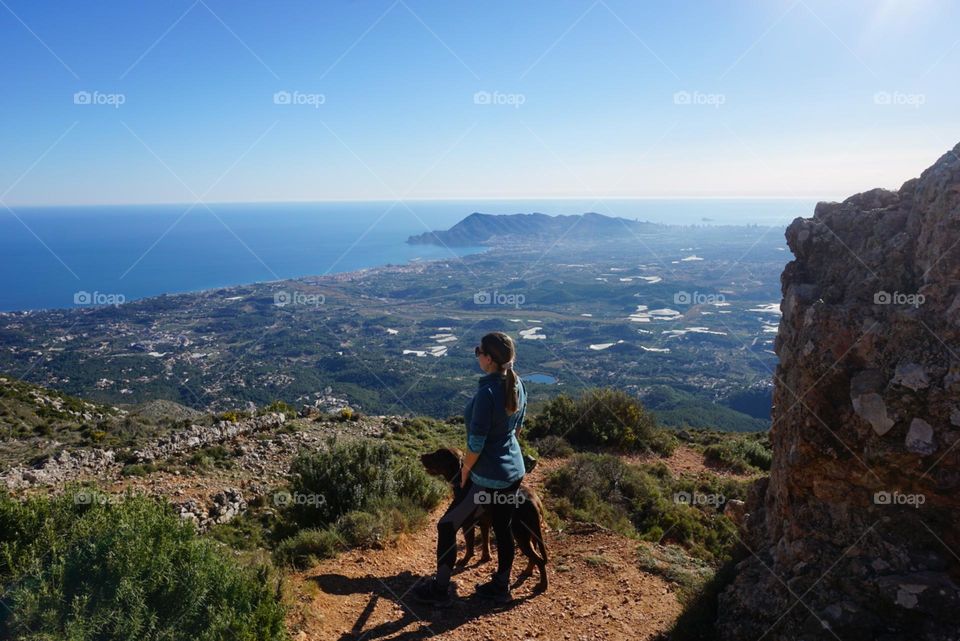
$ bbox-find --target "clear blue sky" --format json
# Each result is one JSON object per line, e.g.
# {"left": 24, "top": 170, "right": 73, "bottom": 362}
{"left": 1, "top": 0, "right": 956, "bottom": 205}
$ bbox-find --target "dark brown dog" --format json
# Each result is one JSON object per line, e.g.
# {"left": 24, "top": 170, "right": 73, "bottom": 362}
{"left": 420, "top": 447, "right": 548, "bottom": 591}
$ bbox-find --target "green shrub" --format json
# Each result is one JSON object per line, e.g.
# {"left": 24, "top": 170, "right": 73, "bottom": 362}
{"left": 529, "top": 388, "right": 675, "bottom": 455}
{"left": 533, "top": 435, "right": 574, "bottom": 458}
{"left": 392, "top": 459, "right": 446, "bottom": 509}
{"left": 264, "top": 401, "right": 296, "bottom": 419}
{"left": 546, "top": 453, "right": 743, "bottom": 563}
{"left": 288, "top": 440, "right": 395, "bottom": 527}
{"left": 0, "top": 490, "right": 287, "bottom": 641}
{"left": 336, "top": 510, "right": 386, "bottom": 548}
{"left": 703, "top": 434, "right": 771, "bottom": 473}
{"left": 273, "top": 528, "right": 342, "bottom": 569}
{"left": 636, "top": 543, "right": 714, "bottom": 600}
{"left": 187, "top": 445, "right": 235, "bottom": 470}
{"left": 384, "top": 417, "right": 463, "bottom": 458}
{"left": 288, "top": 439, "right": 447, "bottom": 529}
{"left": 120, "top": 462, "right": 158, "bottom": 477}
{"left": 335, "top": 407, "right": 356, "bottom": 422}
{"left": 335, "top": 497, "right": 434, "bottom": 550}
{"left": 208, "top": 510, "right": 280, "bottom": 552}
{"left": 218, "top": 410, "right": 250, "bottom": 423}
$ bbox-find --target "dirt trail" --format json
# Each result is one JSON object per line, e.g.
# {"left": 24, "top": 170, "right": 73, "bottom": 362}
{"left": 286, "top": 456, "right": 698, "bottom": 641}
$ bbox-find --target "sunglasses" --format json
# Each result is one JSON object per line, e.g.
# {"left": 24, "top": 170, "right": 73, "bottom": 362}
{"left": 474, "top": 346, "right": 485, "bottom": 357}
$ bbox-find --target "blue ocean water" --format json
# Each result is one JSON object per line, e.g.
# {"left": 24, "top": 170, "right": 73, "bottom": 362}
{"left": 0, "top": 198, "right": 814, "bottom": 311}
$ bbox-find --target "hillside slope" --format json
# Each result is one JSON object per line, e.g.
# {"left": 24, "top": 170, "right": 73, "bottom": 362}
{"left": 288, "top": 451, "right": 749, "bottom": 641}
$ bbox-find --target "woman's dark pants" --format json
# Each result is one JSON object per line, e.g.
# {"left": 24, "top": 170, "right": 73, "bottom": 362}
{"left": 434, "top": 479, "right": 523, "bottom": 589}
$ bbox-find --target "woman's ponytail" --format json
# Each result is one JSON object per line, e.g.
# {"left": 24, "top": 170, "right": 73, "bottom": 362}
{"left": 504, "top": 367, "right": 519, "bottom": 415}
{"left": 480, "top": 331, "right": 520, "bottom": 415}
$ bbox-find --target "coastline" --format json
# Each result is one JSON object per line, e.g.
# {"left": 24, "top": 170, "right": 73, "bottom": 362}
{"left": 0, "top": 247, "right": 493, "bottom": 315}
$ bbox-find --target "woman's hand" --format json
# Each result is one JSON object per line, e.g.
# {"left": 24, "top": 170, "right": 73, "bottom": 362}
{"left": 461, "top": 451, "right": 479, "bottom": 487}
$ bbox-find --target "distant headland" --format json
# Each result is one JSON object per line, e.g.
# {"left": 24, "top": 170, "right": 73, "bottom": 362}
{"left": 406, "top": 212, "right": 665, "bottom": 246}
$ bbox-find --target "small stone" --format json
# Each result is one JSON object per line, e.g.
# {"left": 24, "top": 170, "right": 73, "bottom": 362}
{"left": 852, "top": 393, "right": 895, "bottom": 436}
{"left": 893, "top": 362, "right": 929, "bottom": 391}
{"left": 906, "top": 419, "right": 936, "bottom": 455}
{"left": 895, "top": 583, "right": 927, "bottom": 609}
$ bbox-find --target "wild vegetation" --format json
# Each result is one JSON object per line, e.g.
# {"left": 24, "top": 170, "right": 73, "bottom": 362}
{"left": 0, "top": 379, "right": 771, "bottom": 640}
{"left": 528, "top": 388, "right": 676, "bottom": 455}
{"left": 0, "top": 490, "right": 287, "bottom": 641}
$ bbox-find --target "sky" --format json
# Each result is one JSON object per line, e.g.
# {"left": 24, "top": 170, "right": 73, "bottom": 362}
{"left": 0, "top": 0, "right": 957, "bottom": 206}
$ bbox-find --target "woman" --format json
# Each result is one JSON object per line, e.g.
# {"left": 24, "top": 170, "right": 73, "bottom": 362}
{"left": 413, "top": 331, "right": 527, "bottom": 606}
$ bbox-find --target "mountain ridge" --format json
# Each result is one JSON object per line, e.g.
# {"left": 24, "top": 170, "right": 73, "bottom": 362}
{"left": 406, "top": 211, "right": 665, "bottom": 246}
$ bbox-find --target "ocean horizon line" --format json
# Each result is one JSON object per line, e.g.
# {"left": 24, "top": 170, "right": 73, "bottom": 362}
{"left": 6, "top": 195, "right": 823, "bottom": 210}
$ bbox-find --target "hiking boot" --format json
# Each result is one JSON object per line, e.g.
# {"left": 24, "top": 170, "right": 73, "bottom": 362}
{"left": 411, "top": 578, "right": 456, "bottom": 607}
{"left": 475, "top": 577, "right": 512, "bottom": 604}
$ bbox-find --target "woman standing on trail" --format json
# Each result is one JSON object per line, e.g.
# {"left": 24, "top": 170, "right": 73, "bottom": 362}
{"left": 413, "top": 331, "right": 527, "bottom": 606}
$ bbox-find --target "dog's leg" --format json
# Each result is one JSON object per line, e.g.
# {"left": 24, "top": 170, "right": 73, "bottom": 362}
{"left": 479, "top": 522, "right": 492, "bottom": 563}
{"left": 514, "top": 531, "right": 538, "bottom": 579}
{"left": 458, "top": 525, "right": 475, "bottom": 566}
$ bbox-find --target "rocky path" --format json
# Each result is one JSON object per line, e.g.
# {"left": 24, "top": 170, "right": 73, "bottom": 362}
{"left": 286, "top": 461, "right": 684, "bottom": 641}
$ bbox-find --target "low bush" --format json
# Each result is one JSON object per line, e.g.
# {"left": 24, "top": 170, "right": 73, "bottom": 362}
{"left": 532, "top": 434, "right": 574, "bottom": 458}
{"left": 218, "top": 410, "right": 250, "bottom": 423}
{"left": 120, "top": 462, "right": 159, "bottom": 477}
{"left": 384, "top": 416, "right": 463, "bottom": 458}
{"left": 546, "top": 453, "right": 746, "bottom": 563}
{"left": 529, "top": 388, "right": 676, "bottom": 455}
{"left": 274, "top": 439, "right": 446, "bottom": 567}
{"left": 273, "top": 528, "right": 342, "bottom": 570}
{"left": 335, "top": 407, "right": 358, "bottom": 422}
{"left": 264, "top": 400, "right": 297, "bottom": 419}
{"left": 288, "top": 439, "right": 396, "bottom": 527}
{"left": 0, "top": 489, "right": 287, "bottom": 641}
{"left": 703, "top": 433, "right": 771, "bottom": 473}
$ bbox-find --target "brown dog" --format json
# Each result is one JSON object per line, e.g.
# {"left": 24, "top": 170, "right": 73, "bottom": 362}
{"left": 420, "top": 447, "right": 548, "bottom": 591}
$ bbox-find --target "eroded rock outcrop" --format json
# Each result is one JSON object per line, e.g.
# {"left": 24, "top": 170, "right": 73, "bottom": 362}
{"left": 176, "top": 487, "right": 247, "bottom": 531}
{"left": 718, "top": 143, "right": 960, "bottom": 640}
{"left": 1, "top": 412, "right": 287, "bottom": 490}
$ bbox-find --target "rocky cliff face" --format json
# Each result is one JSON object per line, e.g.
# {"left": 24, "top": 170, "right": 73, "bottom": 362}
{"left": 718, "top": 143, "right": 960, "bottom": 640}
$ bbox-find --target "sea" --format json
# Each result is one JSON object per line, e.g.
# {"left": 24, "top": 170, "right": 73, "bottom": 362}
{"left": 0, "top": 198, "right": 815, "bottom": 312}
